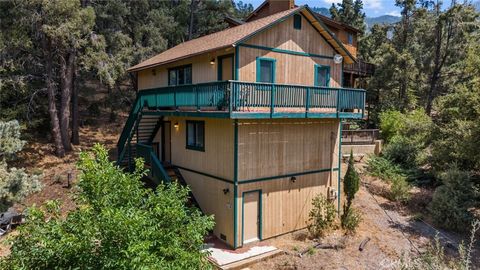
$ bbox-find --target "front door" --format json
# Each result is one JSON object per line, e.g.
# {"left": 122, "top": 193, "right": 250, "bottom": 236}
{"left": 218, "top": 54, "right": 234, "bottom": 80}
{"left": 162, "top": 122, "right": 171, "bottom": 164}
{"left": 243, "top": 191, "right": 260, "bottom": 244}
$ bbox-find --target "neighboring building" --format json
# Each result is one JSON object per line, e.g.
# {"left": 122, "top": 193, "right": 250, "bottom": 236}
{"left": 118, "top": 5, "right": 365, "bottom": 249}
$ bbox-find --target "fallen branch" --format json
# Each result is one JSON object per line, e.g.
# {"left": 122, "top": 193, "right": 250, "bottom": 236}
{"left": 359, "top": 237, "right": 370, "bottom": 251}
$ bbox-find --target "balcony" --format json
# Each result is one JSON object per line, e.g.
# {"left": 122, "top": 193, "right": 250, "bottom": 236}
{"left": 136, "top": 80, "right": 366, "bottom": 119}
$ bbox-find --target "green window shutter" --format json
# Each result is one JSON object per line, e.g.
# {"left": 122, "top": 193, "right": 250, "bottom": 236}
{"left": 314, "top": 64, "right": 331, "bottom": 87}
{"left": 293, "top": 14, "right": 302, "bottom": 30}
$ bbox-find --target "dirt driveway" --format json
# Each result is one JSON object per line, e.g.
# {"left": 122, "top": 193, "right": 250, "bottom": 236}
{"left": 250, "top": 175, "right": 478, "bottom": 269}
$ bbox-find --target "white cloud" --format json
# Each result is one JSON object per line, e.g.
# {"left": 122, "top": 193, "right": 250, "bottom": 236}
{"left": 323, "top": 0, "right": 382, "bottom": 9}
{"left": 386, "top": 11, "right": 401, "bottom": 16}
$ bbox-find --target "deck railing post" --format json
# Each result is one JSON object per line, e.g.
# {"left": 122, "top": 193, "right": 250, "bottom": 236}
{"left": 174, "top": 88, "right": 178, "bottom": 111}
{"left": 228, "top": 81, "right": 233, "bottom": 113}
{"left": 305, "top": 87, "right": 310, "bottom": 118}
{"left": 270, "top": 84, "right": 275, "bottom": 117}
{"left": 336, "top": 89, "right": 340, "bottom": 118}
{"left": 195, "top": 85, "right": 200, "bottom": 111}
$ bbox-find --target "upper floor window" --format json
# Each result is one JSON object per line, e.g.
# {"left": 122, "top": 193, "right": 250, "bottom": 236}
{"left": 293, "top": 14, "right": 302, "bottom": 30}
{"left": 314, "top": 64, "right": 330, "bottom": 87}
{"left": 168, "top": 65, "right": 192, "bottom": 86}
{"left": 186, "top": 120, "right": 205, "bottom": 151}
{"left": 256, "top": 58, "right": 276, "bottom": 83}
{"left": 347, "top": 32, "right": 354, "bottom": 45}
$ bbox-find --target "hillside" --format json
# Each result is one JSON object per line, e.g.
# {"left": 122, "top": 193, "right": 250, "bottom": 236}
{"left": 366, "top": 15, "right": 401, "bottom": 29}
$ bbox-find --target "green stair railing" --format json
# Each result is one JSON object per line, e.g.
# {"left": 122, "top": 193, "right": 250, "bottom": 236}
{"left": 136, "top": 143, "right": 171, "bottom": 184}
{"left": 117, "top": 81, "right": 366, "bottom": 165}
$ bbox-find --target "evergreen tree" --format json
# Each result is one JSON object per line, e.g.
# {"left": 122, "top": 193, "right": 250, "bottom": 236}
{"left": 343, "top": 150, "right": 360, "bottom": 209}
{"left": 329, "top": 0, "right": 366, "bottom": 32}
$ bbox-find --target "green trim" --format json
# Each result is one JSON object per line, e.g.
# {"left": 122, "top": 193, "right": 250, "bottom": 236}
{"left": 234, "top": 47, "right": 239, "bottom": 80}
{"left": 142, "top": 111, "right": 229, "bottom": 118}
{"left": 314, "top": 64, "right": 331, "bottom": 87}
{"left": 174, "top": 165, "right": 233, "bottom": 184}
{"left": 241, "top": 189, "right": 262, "bottom": 245}
{"left": 256, "top": 57, "right": 276, "bottom": 83}
{"left": 239, "top": 43, "right": 333, "bottom": 60}
{"left": 341, "top": 62, "right": 344, "bottom": 87}
{"left": 337, "top": 121, "right": 342, "bottom": 212}
{"left": 305, "top": 6, "right": 356, "bottom": 63}
{"left": 239, "top": 167, "right": 339, "bottom": 184}
{"left": 233, "top": 119, "right": 239, "bottom": 248}
{"left": 185, "top": 120, "right": 205, "bottom": 152}
{"left": 217, "top": 54, "right": 234, "bottom": 81}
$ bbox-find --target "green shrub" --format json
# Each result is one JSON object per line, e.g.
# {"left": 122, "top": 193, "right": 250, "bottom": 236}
{"left": 379, "top": 110, "right": 406, "bottom": 143}
{"left": 308, "top": 194, "right": 337, "bottom": 238}
{"left": 344, "top": 151, "right": 360, "bottom": 208}
{"left": 383, "top": 136, "right": 419, "bottom": 169}
{"left": 0, "top": 120, "right": 42, "bottom": 211}
{"left": 366, "top": 155, "right": 405, "bottom": 181}
{"left": 429, "top": 167, "right": 479, "bottom": 231}
{"left": 389, "top": 175, "right": 411, "bottom": 202}
{"left": 341, "top": 206, "right": 362, "bottom": 234}
{"left": 0, "top": 144, "right": 215, "bottom": 269}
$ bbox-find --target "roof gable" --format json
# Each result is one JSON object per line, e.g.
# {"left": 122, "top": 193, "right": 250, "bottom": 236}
{"left": 128, "top": 6, "right": 355, "bottom": 72}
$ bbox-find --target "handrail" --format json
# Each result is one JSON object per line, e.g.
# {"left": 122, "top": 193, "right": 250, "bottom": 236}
{"left": 117, "top": 80, "right": 366, "bottom": 165}
{"left": 136, "top": 143, "right": 171, "bottom": 184}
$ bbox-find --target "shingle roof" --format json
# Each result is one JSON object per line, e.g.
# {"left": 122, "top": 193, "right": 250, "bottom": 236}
{"left": 128, "top": 7, "right": 301, "bottom": 72}
{"left": 128, "top": 6, "right": 355, "bottom": 72}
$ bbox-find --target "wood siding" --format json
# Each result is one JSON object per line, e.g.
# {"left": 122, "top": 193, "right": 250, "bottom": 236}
{"left": 169, "top": 117, "right": 234, "bottom": 180}
{"left": 179, "top": 170, "right": 234, "bottom": 246}
{"left": 235, "top": 119, "right": 340, "bottom": 245}
{"left": 239, "top": 15, "right": 342, "bottom": 87}
{"left": 237, "top": 119, "right": 340, "bottom": 181}
{"left": 137, "top": 49, "right": 234, "bottom": 90}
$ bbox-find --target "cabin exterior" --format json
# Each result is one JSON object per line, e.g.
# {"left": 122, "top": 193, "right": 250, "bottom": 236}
{"left": 118, "top": 5, "right": 366, "bottom": 249}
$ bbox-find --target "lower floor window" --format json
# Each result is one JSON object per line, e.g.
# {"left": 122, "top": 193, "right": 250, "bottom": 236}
{"left": 186, "top": 120, "right": 205, "bottom": 151}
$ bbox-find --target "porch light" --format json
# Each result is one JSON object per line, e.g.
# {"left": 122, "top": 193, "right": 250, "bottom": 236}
{"left": 290, "top": 176, "right": 296, "bottom": 183}
{"left": 210, "top": 58, "right": 215, "bottom": 65}
{"left": 174, "top": 122, "right": 179, "bottom": 129}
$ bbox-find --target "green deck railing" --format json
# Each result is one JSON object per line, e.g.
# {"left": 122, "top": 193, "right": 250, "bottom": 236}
{"left": 136, "top": 143, "right": 171, "bottom": 184}
{"left": 117, "top": 81, "right": 366, "bottom": 165}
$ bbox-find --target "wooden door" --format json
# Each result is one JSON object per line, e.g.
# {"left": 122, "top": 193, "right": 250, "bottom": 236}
{"left": 162, "top": 122, "right": 171, "bottom": 164}
{"left": 218, "top": 55, "right": 234, "bottom": 80}
{"left": 243, "top": 191, "right": 260, "bottom": 244}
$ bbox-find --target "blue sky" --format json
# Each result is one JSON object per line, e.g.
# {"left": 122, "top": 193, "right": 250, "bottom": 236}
{"left": 242, "top": 0, "right": 402, "bottom": 17}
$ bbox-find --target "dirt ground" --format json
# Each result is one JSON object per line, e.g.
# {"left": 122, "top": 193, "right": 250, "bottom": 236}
{"left": 249, "top": 164, "right": 480, "bottom": 270}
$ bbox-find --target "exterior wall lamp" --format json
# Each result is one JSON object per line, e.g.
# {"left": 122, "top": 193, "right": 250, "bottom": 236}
{"left": 290, "top": 176, "right": 296, "bottom": 183}
{"left": 174, "top": 122, "right": 179, "bottom": 129}
{"left": 210, "top": 58, "right": 215, "bottom": 65}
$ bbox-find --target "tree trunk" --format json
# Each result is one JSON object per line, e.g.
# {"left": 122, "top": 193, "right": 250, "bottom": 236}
{"left": 71, "top": 63, "right": 79, "bottom": 145}
{"left": 41, "top": 36, "right": 65, "bottom": 157}
{"left": 188, "top": 0, "right": 196, "bottom": 40}
{"left": 59, "top": 51, "right": 75, "bottom": 151}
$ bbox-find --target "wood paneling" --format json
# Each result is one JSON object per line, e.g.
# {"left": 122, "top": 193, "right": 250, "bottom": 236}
{"left": 180, "top": 170, "right": 234, "bottom": 246}
{"left": 137, "top": 49, "right": 234, "bottom": 90}
{"left": 235, "top": 170, "right": 338, "bottom": 245}
{"left": 169, "top": 117, "right": 235, "bottom": 180}
{"left": 237, "top": 119, "right": 340, "bottom": 181}
{"left": 246, "top": 15, "right": 335, "bottom": 57}
{"left": 234, "top": 119, "right": 340, "bottom": 246}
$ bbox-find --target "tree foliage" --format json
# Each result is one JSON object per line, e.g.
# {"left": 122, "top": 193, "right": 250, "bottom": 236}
{"left": 0, "top": 144, "right": 214, "bottom": 269}
{"left": 0, "top": 120, "right": 41, "bottom": 212}
{"left": 343, "top": 151, "right": 359, "bottom": 208}
{"left": 329, "top": 0, "right": 366, "bottom": 32}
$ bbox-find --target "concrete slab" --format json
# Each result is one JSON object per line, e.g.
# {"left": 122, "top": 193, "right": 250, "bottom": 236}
{"left": 203, "top": 235, "right": 283, "bottom": 270}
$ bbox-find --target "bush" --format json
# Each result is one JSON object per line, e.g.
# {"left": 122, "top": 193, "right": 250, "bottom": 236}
{"left": 0, "top": 144, "right": 215, "bottom": 269}
{"left": 308, "top": 194, "right": 337, "bottom": 238}
{"left": 0, "top": 120, "right": 42, "bottom": 211}
{"left": 382, "top": 136, "right": 419, "bottom": 169}
{"left": 341, "top": 206, "right": 362, "bottom": 234}
{"left": 429, "top": 167, "right": 479, "bottom": 231}
{"left": 389, "top": 175, "right": 411, "bottom": 202}
{"left": 366, "top": 155, "right": 405, "bottom": 181}
{"left": 344, "top": 151, "right": 360, "bottom": 208}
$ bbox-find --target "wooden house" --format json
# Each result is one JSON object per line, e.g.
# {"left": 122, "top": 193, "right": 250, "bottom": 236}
{"left": 118, "top": 4, "right": 365, "bottom": 249}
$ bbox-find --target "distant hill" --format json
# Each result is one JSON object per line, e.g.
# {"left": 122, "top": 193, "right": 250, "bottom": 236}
{"left": 310, "top": 7, "right": 400, "bottom": 31}
{"left": 311, "top": 7, "right": 330, "bottom": 17}
{"left": 365, "top": 15, "right": 401, "bottom": 30}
